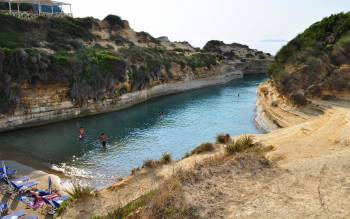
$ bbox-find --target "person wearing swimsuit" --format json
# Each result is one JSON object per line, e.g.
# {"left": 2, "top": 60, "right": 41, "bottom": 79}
{"left": 100, "top": 133, "right": 108, "bottom": 149}
{"left": 79, "top": 127, "right": 85, "bottom": 140}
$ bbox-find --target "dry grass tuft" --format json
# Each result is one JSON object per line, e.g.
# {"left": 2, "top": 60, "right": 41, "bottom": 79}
{"left": 160, "top": 153, "right": 172, "bottom": 164}
{"left": 142, "top": 159, "right": 159, "bottom": 169}
{"left": 191, "top": 143, "right": 215, "bottom": 155}
{"left": 131, "top": 167, "right": 141, "bottom": 175}
{"left": 225, "top": 135, "right": 255, "bottom": 154}
{"left": 141, "top": 179, "right": 198, "bottom": 219}
{"left": 66, "top": 183, "right": 95, "bottom": 201}
{"left": 216, "top": 134, "right": 231, "bottom": 144}
{"left": 182, "top": 152, "right": 191, "bottom": 160}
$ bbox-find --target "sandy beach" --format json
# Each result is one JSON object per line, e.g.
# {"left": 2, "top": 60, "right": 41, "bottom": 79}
{"left": 0, "top": 160, "right": 66, "bottom": 219}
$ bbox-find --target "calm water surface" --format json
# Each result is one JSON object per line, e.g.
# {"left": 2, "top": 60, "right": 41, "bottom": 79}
{"left": 0, "top": 75, "right": 265, "bottom": 188}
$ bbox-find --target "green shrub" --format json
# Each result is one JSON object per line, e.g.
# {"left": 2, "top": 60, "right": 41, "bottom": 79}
{"left": 52, "top": 48, "right": 127, "bottom": 104}
{"left": 191, "top": 143, "right": 215, "bottom": 155}
{"left": 225, "top": 140, "right": 237, "bottom": 155}
{"left": 290, "top": 93, "right": 308, "bottom": 106}
{"left": 160, "top": 153, "right": 172, "bottom": 164}
{"left": 271, "top": 101, "right": 279, "bottom": 107}
{"left": 56, "top": 198, "right": 72, "bottom": 216}
{"left": 103, "top": 15, "right": 125, "bottom": 28}
{"left": 131, "top": 167, "right": 140, "bottom": 175}
{"left": 119, "top": 84, "right": 128, "bottom": 95}
{"left": 203, "top": 40, "right": 225, "bottom": 52}
{"left": 225, "top": 135, "right": 254, "bottom": 155}
{"left": 216, "top": 134, "right": 231, "bottom": 144}
{"left": 186, "top": 53, "right": 217, "bottom": 69}
{"left": 142, "top": 159, "right": 159, "bottom": 169}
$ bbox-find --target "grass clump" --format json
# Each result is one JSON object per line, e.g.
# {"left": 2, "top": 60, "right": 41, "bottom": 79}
{"left": 160, "top": 153, "right": 172, "bottom": 164}
{"left": 191, "top": 143, "right": 215, "bottom": 155}
{"left": 141, "top": 179, "right": 197, "bottom": 219}
{"left": 142, "top": 159, "right": 159, "bottom": 169}
{"left": 57, "top": 183, "right": 95, "bottom": 215}
{"left": 216, "top": 134, "right": 231, "bottom": 144}
{"left": 66, "top": 183, "right": 95, "bottom": 201}
{"left": 133, "top": 153, "right": 173, "bottom": 174}
{"left": 93, "top": 179, "right": 196, "bottom": 218}
{"left": 56, "top": 199, "right": 72, "bottom": 216}
{"left": 225, "top": 135, "right": 254, "bottom": 155}
{"left": 131, "top": 167, "right": 140, "bottom": 175}
{"left": 92, "top": 191, "right": 156, "bottom": 219}
{"left": 182, "top": 152, "right": 191, "bottom": 160}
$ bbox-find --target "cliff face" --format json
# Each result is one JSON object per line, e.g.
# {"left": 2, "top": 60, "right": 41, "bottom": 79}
{"left": 0, "top": 14, "right": 271, "bottom": 131}
{"left": 268, "top": 12, "right": 350, "bottom": 105}
{"left": 203, "top": 40, "right": 273, "bottom": 74}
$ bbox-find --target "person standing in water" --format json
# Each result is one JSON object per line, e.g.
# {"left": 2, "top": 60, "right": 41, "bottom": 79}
{"left": 79, "top": 127, "right": 85, "bottom": 140}
{"left": 100, "top": 133, "right": 108, "bottom": 149}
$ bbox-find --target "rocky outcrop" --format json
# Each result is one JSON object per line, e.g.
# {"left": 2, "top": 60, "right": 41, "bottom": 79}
{"left": 255, "top": 81, "right": 324, "bottom": 132}
{"left": 203, "top": 40, "right": 274, "bottom": 75}
{"left": 157, "top": 36, "right": 170, "bottom": 42}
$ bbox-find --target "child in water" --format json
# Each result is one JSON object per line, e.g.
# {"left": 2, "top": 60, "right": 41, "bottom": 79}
{"left": 100, "top": 133, "right": 108, "bottom": 149}
{"left": 79, "top": 127, "right": 85, "bottom": 140}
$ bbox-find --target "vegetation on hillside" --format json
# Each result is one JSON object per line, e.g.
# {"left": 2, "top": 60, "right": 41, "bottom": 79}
{"left": 0, "top": 14, "right": 219, "bottom": 114}
{"left": 268, "top": 12, "right": 350, "bottom": 104}
{"left": 0, "top": 12, "right": 270, "bottom": 114}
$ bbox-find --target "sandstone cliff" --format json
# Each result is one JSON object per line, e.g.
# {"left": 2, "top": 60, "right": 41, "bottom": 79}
{"left": 0, "top": 14, "right": 271, "bottom": 132}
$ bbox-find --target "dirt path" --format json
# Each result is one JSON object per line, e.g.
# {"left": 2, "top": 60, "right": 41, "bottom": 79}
{"left": 183, "top": 144, "right": 350, "bottom": 219}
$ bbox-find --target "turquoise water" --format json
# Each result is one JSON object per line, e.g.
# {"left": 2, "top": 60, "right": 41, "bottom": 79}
{"left": 0, "top": 75, "right": 265, "bottom": 188}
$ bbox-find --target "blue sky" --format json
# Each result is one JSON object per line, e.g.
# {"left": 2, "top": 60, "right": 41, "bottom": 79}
{"left": 62, "top": 0, "right": 350, "bottom": 54}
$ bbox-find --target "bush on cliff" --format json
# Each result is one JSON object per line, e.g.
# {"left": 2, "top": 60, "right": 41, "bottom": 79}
{"left": 268, "top": 12, "right": 350, "bottom": 100}
{"left": 225, "top": 135, "right": 254, "bottom": 155}
{"left": 203, "top": 40, "right": 225, "bottom": 53}
{"left": 191, "top": 143, "right": 215, "bottom": 155}
{"left": 103, "top": 15, "right": 125, "bottom": 28}
{"left": 216, "top": 134, "right": 231, "bottom": 144}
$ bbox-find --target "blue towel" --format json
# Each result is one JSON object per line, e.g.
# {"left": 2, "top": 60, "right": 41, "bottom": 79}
{"left": 0, "top": 202, "right": 8, "bottom": 213}
{"left": 11, "top": 181, "right": 38, "bottom": 192}
{"left": 11, "top": 176, "right": 30, "bottom": 185}
{"left": 2, "top": 209, "right": 26, "bottom": 219}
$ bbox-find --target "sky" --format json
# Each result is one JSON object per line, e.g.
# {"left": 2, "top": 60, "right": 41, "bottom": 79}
{"left": 60, "top": 0, "right": 350, "bottom": 54}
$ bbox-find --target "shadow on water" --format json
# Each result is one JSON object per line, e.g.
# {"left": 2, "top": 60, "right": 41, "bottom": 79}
{"left": 0, "top": 74, "right": 266, "bottom": 187}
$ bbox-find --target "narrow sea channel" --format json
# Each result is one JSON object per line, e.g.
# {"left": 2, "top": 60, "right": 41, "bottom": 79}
{"left": 0, "top": 75, "right": 266, "bottom": 188}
